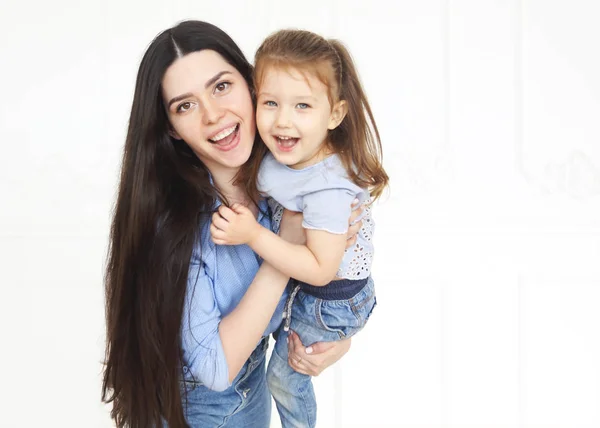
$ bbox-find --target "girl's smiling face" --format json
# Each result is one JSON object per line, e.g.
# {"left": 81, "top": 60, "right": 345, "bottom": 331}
{"left": 256, "top": 67, "right": 346, "bottom": 170}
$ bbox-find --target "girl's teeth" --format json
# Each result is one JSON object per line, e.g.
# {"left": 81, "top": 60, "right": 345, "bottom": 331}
{"left": 277, "top": 137, "right": 297, "bottom": 147}
{"left": 210, "top": 125, "right": 237, "bottom": 142}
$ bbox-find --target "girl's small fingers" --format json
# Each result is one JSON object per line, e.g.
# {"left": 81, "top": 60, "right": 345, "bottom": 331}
{"left": 212, "top": 216, "right": 229, "bottom": 231}
{"left": 232, "top": 203, "right": 251, "bottom": 215}
{"left": 218, "top": 205, "right": 235, "bottom": 221}
{"left": 210, "top": 229, "right": 226, "bottom": 241}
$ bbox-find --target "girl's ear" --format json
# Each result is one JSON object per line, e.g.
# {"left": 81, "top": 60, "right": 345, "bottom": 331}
{"left": 328, "top": 100, "right": 348, "bottom": 130}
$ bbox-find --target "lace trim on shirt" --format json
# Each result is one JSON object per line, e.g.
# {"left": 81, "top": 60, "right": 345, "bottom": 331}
{"left": 338, "top": 204, "right": 373, "bottom": 279}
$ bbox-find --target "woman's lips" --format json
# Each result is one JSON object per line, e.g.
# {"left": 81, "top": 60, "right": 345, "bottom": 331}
{"left": 212, "top": 124, "right": 241, "bottom": 151}
{"left": 209, "top": 123, "right": 240, "bottom": 152}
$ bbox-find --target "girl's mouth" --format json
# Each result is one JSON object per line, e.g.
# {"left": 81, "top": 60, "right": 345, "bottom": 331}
{"left": 275, "top": 135, "right": 298, "bottom": 152}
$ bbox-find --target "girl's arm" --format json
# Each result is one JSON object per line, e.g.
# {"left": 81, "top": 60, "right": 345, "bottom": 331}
{"left": 252, "top": 225, "right": 345, "bottom": 286}
{"left": 211, "top": 203, "right": 349, "bottom": 286}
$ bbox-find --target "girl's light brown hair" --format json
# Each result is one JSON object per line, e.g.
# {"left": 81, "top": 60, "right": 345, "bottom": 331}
{"left": 236, "top": 29, "right": 389, "bottom": 202}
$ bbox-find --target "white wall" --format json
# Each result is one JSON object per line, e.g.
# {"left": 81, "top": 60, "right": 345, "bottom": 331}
{"left": 1, "top": 0, "right": 599, "bottom": 427}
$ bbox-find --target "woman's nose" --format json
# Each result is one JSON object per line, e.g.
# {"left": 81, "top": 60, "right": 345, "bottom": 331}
{"left": 201, "top": 98, "right": 225, "bottom": 125}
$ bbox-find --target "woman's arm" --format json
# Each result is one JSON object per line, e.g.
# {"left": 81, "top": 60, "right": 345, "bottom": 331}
{"left": 182, "top": 255, "right": 289, "bottom": 390}
{"left": 219, "top": 207, "right": 310, "bottom": 383}
{"left": 185, "top": 210, "right": 305, "bottom": 389}
{"left": 219, "top": 261, "right": 289, "bottom": 382}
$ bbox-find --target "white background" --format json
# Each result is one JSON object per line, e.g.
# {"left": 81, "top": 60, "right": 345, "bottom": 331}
{"left": 1, "top": 0, "right": 599, "bottom": 427}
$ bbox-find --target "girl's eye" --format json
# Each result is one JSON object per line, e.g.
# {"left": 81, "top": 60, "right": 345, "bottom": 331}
{"left": 265, "top": 101, "right": 277, "bottom": 107}
{"left": 296, "top": 103, "right": 310, "bottom": 109}
{"left": 177, "top": 102, "right": 192, "bottom": 113}
{"left": 215, "top": 81, "right": 231, "bottom": 93}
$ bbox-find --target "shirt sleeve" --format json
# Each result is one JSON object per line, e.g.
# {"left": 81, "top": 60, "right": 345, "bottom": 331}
{"left": 181, "top": 250, "right": 230, "bottom": 392}
{"left": 256, "top": 154, "right": 272, "bottom": 195}
{"left": 302, "top": 187, "right": 357, "bottom": 235}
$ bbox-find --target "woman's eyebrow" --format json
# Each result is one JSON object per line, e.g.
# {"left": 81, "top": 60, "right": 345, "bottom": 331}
{"left": 167, "top": 71, "right": 233, "bottom": 108}
{"left": 168, "top": 92, "right": 193, "bottom": 108}
{"left": 204, "top": 70, "right": 232, "bottom": 89}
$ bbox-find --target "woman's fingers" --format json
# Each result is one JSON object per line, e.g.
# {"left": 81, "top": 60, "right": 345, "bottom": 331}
{"left": 286, "top": 331, "right": 324, "bottom": 376}
{"left": 345, "top": 219, "right": 362, "bottom": 248}
{"left": 348, "top": 203, "right": 364, "bottom": 224}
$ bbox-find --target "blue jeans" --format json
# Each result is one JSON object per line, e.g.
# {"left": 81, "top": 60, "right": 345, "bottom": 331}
{"left": 175, "top": 337, "right": 271, "bottom": 427}
{"left": 266, "top": 277, "right": 377, "bottom": 428}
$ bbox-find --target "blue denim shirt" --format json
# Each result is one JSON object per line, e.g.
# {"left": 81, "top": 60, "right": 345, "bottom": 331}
{"left": 181, "top": 198, "right": 287, "bottom": 391}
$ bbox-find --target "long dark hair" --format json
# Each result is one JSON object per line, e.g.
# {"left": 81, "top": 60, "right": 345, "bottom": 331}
{"left": 102, "top": 20, "right": 256, "bottom": 427}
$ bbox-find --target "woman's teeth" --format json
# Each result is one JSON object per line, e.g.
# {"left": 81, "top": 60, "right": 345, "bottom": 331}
{"left": 210, "top": 125, "right": 237, "bottom": 142}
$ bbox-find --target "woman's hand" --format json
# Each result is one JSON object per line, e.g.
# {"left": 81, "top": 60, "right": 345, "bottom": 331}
{"left": 286, "top": 330, "right": 351, "bottom": 376}
{"left": 346, "top": 199, "right": 364, "bottom": 248}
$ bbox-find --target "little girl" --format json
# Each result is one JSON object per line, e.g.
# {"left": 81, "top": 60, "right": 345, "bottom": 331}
{"left": 211, "top": 29, "right": 389, "bottom": 427}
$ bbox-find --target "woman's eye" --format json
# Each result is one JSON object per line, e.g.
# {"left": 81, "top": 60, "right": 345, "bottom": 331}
{"left": 215, "top": 81, "right": 231, "bottom": 93}
{"left": 296, "top": 103, "right": 310, "bottom": 109}
{"left": 177, "top": 102, "right": 192, "bottom": 113}
{"left": 265, "top": 101, "right": 277, "bottom": 107}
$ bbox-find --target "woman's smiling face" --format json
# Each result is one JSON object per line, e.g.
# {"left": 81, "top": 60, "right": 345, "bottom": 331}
{"left": 162, "top": 50, "right": 256, "bottom": 173}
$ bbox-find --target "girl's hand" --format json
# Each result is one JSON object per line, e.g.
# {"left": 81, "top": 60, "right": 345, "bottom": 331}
{"left": 211, "top": 203, "right": 262, "bottom": 245}
{"left": 286, "top": 330, "right": 351, "bottom": 376}
{"left": 278, "top": 209, "right": 306, "bottom": 245}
